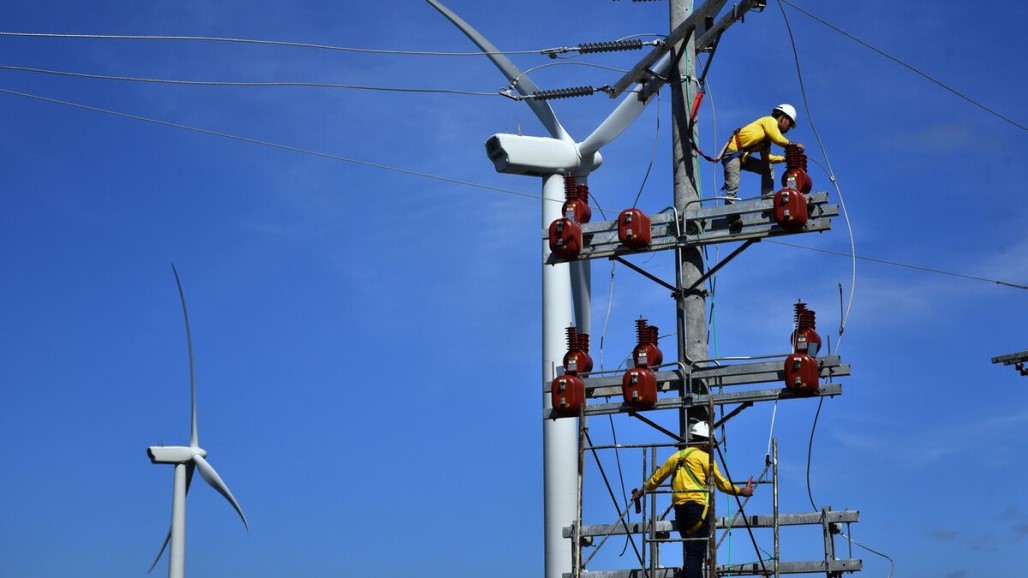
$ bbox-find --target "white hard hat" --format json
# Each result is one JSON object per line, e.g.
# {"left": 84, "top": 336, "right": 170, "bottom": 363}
{"left": 688, "top": 421, "right": 710, "bottom": 440}
{"left": 773, "top": 103, "right": 797, "bottom": 127}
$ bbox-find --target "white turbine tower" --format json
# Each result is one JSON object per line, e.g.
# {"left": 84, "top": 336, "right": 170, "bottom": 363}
{"left": 147, "top": 264, "right": 249, "bottom": 578}
{"left": 426, "top": 3, "right": 673, "bottom": 578}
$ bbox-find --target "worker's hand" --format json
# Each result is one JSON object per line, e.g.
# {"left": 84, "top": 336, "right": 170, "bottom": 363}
{"left": 740, "top": 477, "right": 755, "bottom": 497}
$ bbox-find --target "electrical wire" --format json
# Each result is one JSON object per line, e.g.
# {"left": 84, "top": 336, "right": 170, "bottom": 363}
{"left": 631, "top": 91, "right": 661, "bottom": 207}
{"left": 839, "top": 531, "right": 896, "bottom": 578}
{"left": 0, "top": 86, "right": 545, "bottom": 201}
{"left": 0, "top": 64, "right": 501, "bottom": 96}
{"left": 779, "top": 1, "right": 1027, "bottom": 133}
{"left": 775, "top": 0, "right": 856, "bottom": 356}
{"left": 0, "top": 31, "right": 549, "bottom": 57}
{"left": 767, "top": 239, "right": 1028, "bottom": 291}
{"left": 778, "top": 3, "right": 898, "bottom": 573}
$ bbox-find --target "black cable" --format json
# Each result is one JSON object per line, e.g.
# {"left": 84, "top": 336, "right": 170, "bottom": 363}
{"left": 711, "top": 439, "right": 769, "bottom": 576}
{"left": 805, "top": 397, "right": 823, "bottom": 511}
{"left": 632, "top": 91, "right": 662, "bottom": 208}
{"left": 767, "top": 239, "right": 1028, "bottom": 291}
{"left": 780, "top": 0, "right": 1027, "bottom": 132}
{"left": 605, "top": 414, "right": 634, "bottom": 557}
{"left": 583, "top": 430, "right": 650, "bottom": 575}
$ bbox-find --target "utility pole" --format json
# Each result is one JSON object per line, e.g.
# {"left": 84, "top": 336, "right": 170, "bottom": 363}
{"left": 670, "top": 0, "right": 709, "bottom": 433}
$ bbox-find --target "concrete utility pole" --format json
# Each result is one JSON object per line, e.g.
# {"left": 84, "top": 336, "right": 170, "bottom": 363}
{"left": 670, "top": 0, "right": 709, "bottom": 433}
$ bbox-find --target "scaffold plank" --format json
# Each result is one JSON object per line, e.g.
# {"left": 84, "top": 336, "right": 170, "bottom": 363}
{"left": 565, "top": 510, "right": 859, "bottom": 538}
{"left": 566, "top": 559, "right": 862, "bottom": 578}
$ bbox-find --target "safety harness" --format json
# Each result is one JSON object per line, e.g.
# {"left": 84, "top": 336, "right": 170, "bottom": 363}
{"left": 670, "top": 448, "right": 712, "bottom": 535}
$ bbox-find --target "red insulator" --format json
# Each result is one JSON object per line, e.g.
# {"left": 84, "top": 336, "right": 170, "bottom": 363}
{"left": 790, "top": 301, "right": 822, "bottom": 356}
{"left": 784, "top": 353, "right": 819, "bottom": 394}
{"left": 772, "top": 188, "right": 808, "bottom": 231}
{"left": 574, "top": 185, "right": 592, "bottom": 223}
{"left": 632, "top": 318, "right": 663, "bottom": 368}
{"left": 781, "top": 144, "right": 812, "bottom": 194}
{"left": 564, "top": 175, "right": 577, "bottom": 200}
{"left": 576, "top": 332, "right": 594, "bottom": 375}
{"left": 548, "top": 218, "right": 582, "bottom": 260}
{"left": 551, "top": 373, "right": 586, "bottom": 416}
{"left": 560, "top": 176, "right": 592, "bottom": 224}
{"left": 562, "top": 326, "right": 593, "bottom": 376}
{"left": 618, "top": 208, "right": 651, "bottom": 250}
{"left": 622, "top": 367, "right": 657, "bottom": 408}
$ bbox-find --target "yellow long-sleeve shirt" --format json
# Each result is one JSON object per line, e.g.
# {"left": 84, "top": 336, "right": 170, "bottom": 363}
{"left": 642, "top": 448, "right": 744, "bottom": 506}
{"left": 724, "top": 115, "right": 791, "bottom": 164}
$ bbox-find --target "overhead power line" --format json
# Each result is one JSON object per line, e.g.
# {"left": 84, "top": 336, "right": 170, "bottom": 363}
{"left": 1, "top": 84, "right": 1021, "bottom": 294}
{"left": 768, "top": 240, "right": 1028, "bottom": 291}
{"left": 0, "top": 31, "right": 550, "bottom": 57}
{"left": 0, "top": 64, "right": 500, "bottom": 96}
{"left": 781, "top": 0, "right": 1027, "bottom": 132}
{"left": 0, "top": 87, "right": 541, "bottom": 202}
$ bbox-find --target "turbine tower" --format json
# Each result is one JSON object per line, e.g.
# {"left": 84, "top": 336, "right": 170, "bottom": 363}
{"left": 147, "top": 265, "right": 249, "bottom": 578}
{"left": 426, "top": 3, "right": 673, "bottom": 577}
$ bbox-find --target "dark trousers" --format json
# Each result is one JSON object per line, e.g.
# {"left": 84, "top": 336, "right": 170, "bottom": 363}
{"left": 674, "top": 502, "right": 709, "bottom": 578}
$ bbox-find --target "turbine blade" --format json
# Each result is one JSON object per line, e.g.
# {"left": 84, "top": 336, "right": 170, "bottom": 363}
{"left": 192, "top": 454, "right": 249, "bottom": 532}
{"left": 577, "top": 53, "right": 673, "bottom": 158}
{"left": 147, "top": 528, "right": 171, "bottom": 574}
{"left": 171, "top": 264, "right": 199, "bottom": 449}
{"left": 425, "top": 0, "right": 572, "bottom": 142}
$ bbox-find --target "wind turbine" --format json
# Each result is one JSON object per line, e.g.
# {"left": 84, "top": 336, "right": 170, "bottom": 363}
{"left": 146, "top": 264, "right": 249, "bottom": 578}
{"left": 426, "top": 3, "right": 673, "bottom": 577}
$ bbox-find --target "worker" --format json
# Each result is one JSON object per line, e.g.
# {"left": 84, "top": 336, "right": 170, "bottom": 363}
{"left": 631, "top": 422, "right": 754, "bottom": 578}
{"left": 721, "top": 103, "right": 804, "bottom": 205}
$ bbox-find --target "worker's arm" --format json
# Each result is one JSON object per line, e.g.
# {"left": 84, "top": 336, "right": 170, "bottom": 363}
{"left": 713, "top": 464, "right": 754, "bottom": 497}
{"left": 761, "top": 116, "right": 792, "bottom": 147}
{"left": 631, "top": 451, "right": 681, "bottom": 501}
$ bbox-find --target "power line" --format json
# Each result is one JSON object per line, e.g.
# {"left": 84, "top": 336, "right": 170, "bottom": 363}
{"left": 781, "top": 0, "right": 1027, "bottom": 132}
{"left": 0, "top": 31, "right": 545, "bottom": 57}
{"left": 0, "top": 86, "right": 542, "bottom": 202}
{"left": 4, "top": 84, "right": 1019, "bottom": 294}
{"left": 0, "top": 64, "right": 501, "bottom": 96}
{"left": 768, "top": 239, "right": 1028, "bottom": 291}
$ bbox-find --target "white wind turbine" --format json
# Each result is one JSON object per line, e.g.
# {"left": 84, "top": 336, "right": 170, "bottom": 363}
{"left": 426, "top": 3, "right": 673, "bottom": 577}
{"left": 147, "top": 265, "right": 249, "bottom": 578}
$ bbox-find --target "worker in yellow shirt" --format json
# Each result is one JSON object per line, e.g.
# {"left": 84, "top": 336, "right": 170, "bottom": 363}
{"left": 631, "top": 422, "right": 754, "bottom": 578}
{"left": 721, "top": 103, "right": 804, "bottom": 205}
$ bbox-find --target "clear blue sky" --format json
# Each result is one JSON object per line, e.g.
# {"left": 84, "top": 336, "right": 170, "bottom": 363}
{"left": 1, "top": 1, "right": 1026, "bottom": 577}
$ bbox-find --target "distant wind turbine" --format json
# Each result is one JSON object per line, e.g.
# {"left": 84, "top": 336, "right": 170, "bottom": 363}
{"left": 147, "top": 264, "right": 249, "bottom": 578}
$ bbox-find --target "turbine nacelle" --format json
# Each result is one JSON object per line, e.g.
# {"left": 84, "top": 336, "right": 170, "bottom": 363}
{"left": 148, "top": 445, "right": 206, "bottom": 464}
{"left": 485, "top": 133, "right": 602, "bottom": 177}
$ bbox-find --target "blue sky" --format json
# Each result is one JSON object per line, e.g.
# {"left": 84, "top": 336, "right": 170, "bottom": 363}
{"left": 1, "top": 1, "right": 1026, "bottom": 577}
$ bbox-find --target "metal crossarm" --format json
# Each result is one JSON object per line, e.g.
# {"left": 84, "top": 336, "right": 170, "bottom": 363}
{"left": 543, "top": 193, "right": 839, "bottom": 265}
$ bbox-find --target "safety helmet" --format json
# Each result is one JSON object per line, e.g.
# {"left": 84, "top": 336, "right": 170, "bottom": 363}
{"left": 773, "top": 103, "right": 797, "bottom": 127}
{"left": 688, "top": 421, "right": 710, "bottom": 440}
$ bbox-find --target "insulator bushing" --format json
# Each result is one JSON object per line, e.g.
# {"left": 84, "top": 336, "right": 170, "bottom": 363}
{"left": 791, "top": 301, "right": 822, "bottom": 356}
{"left": 782, "top": 144, "right": 812, "bottom": 193}
{"left": 531, "top": 86, "right": 595, "bottom": 101}
{"left": 564, "top": 175, "right": 578, "bottom": 202}
{"left": 578, "top": 40, "right": 645, "bottom": 54}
